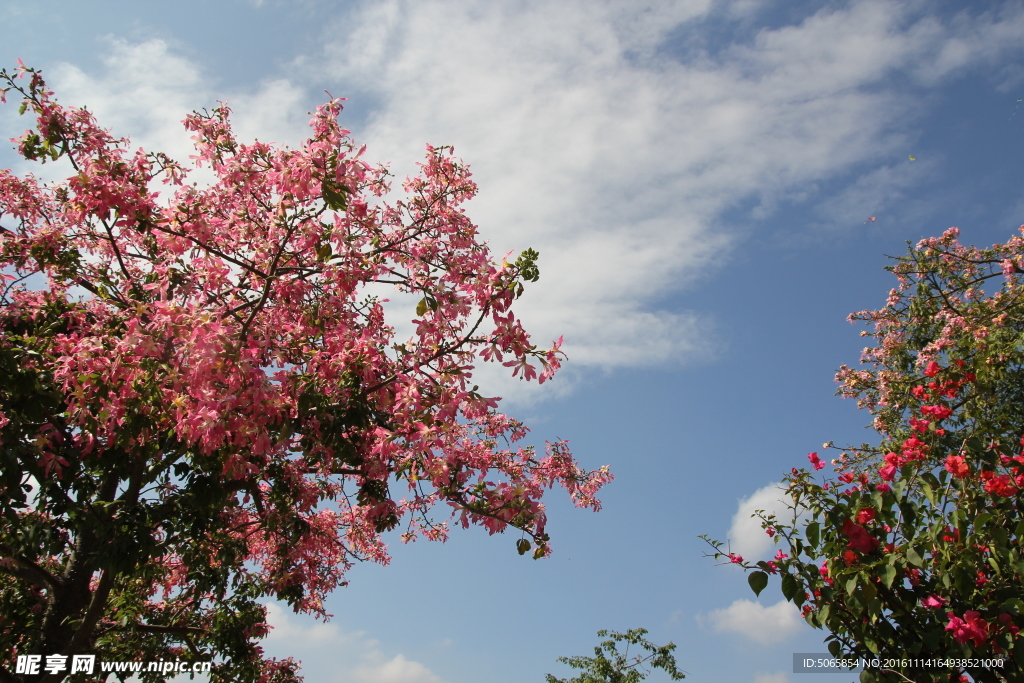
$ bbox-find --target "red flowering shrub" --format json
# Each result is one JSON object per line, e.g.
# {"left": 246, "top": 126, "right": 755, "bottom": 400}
{"left": 704, "top": 226, "right": 1024, "bottom": 682}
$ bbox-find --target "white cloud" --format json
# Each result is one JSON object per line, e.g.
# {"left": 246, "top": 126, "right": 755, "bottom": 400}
{"left": 726, "top": 482, "right": 796, "bottom": 560}
{"left": 704, "top": 598, "right": 803, "bottom": 645}
{"left": 352, "top": 654, "right": 443, "bottom": 683}
{"left": 9, "top": 1, "right": 1024, "bottom": 402}
{"left": 263, "top": 602, "right": 360, "bottom": 646}
{"left": 46, "top": 37, "right": 310, "bottom": 178}
{"left": 310, "top": 0, "right": 1024, "bottom": 386}
{"left": 262, "top": 604, "right": 445, "bottom": 683}
{"left": 754, "top": 672, "right": 791, "bottom": 683}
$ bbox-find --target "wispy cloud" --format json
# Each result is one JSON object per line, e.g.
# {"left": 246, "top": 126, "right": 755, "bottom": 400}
{"left": 310, "top": 0, "right": 1024, "bottom": 389}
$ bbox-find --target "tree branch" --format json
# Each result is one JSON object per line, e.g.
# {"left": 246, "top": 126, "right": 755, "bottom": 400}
{"left": 0, "top": 541, "right": 63, "bottom": 593}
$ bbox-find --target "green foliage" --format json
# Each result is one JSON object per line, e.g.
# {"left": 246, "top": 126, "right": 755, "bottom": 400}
{"left": 545, "top": 629, "right": 685, "bottom": 683}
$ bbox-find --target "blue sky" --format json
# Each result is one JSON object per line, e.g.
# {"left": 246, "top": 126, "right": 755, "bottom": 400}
{"left": 3, "top": 1, "right": 1024, "bottom": 682}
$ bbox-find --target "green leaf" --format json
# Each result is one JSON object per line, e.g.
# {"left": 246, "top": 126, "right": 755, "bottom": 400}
{"left": 846, "top": 575, "right": 859, "bottom": 596}
{"left": 905, "top": 546, "right": 924, "bottom": 567}
{"left": 882, "top": 564, "right": 897, "bottom": 588}
{"left": 806, "top": 521, "right": 820, "bottom": 548}
{"left": 781, "top": 573, "right": 798, "bottom": 601}
{"left": 920, "top": 481, "right": 935, "bottom": 506}
{"left": 860, "top": 574, "right": 877, "bottom": 602}
{"left": 1003, "top": 598, "right": 1024, "bottom": 615}
{"left": 321, "top": 180, "right": 348, "bottom": 210}
{"left": 416, "top": 298, "right": 429, "bottom": 317}
{"left": 993, "top": 525, "right": 1009, "bottom": 550}
{"left": 748, "top": 571, "right": 769, "bottom": 597}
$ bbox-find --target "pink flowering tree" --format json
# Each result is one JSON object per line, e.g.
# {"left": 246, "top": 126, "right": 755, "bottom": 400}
{"left": 0, "top": 64, "right": 612, "bottom": 683}
{"left": 704, "top": 227, "right": 1024, "bottom": 683}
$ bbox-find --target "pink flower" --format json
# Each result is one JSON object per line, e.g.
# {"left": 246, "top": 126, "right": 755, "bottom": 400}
{"left": 946, "top": 611, "right": 989, "bottom": 647}
{"left": 728, "top": 553, "right": 743, "bottom": 564}
{"left": 775, "top": 549, "right": 789, "bottom": 561}
{"left": 807, "top": 452, "right": 826, "bottom": 470}
{"left": 921, "top": 594, "right": 947, "bottom": 609}
{"left": 855, "top": 508, "right": 876, "bottom": 525}
{"left": 924, "top": 360, "right": 942, "bottom": 377}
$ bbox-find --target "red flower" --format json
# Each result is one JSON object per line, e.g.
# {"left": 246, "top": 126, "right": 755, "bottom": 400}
{"left": 906, "top": 568, "right": 921, "bottom": 586}
{"left": 924, "top": 360, "right": 942, "bottom": 377}
{"left": 945, "top": 455, "right": 970, "bottom": 479}
{"left": 909, "top": 417, "right": 931, "bottom": 433}
{"left": 807, "top": 452, "right": 826, "bottom": 471}
{"left": 855, "top": 508, "right": 876, "bottom": 524}
{"left": 921, "top": 404, "right": 953, "bottom": 420}
{"left": 981, "top": 472, "right": 1017, "bottom": 497}
{"left": 841, "top": 519, "right": 879, "bottom": 554}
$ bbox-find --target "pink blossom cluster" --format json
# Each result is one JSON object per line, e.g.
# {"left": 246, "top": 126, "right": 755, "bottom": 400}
{"left": 0, "top": 61, "right": 612, "bottom": 664}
